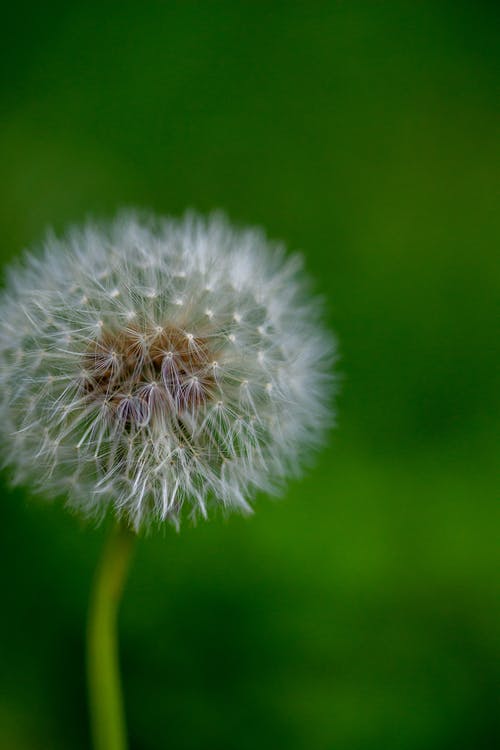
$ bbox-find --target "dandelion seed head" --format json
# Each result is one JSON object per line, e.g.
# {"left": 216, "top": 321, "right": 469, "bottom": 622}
{"left": 0, "top": 212, "right": 335, "bottom": 529}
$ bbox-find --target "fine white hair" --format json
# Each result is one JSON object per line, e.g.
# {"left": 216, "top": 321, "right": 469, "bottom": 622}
{"left": 0, "top": 212, "right": 335, "bottom": 529}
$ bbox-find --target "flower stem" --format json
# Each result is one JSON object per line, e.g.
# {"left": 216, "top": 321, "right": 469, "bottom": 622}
{"left": 87, "top": 521, "right": 135, "bottom": 750}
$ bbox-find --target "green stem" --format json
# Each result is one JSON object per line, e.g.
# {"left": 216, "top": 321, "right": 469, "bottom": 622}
{"left": 87, "top": 522, "right": 135, "bottom": 750}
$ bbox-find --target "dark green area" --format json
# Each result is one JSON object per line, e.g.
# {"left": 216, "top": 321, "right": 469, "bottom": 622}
{"left": 0, "top": 2, "right": 498, "bottom": 748}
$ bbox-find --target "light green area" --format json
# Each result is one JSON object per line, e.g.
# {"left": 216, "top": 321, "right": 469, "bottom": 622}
{"left": 0, "top": 2, "right": 498, "bottom": 748}
{"left": 87, "top": 523, "right": 134, "bottom": 750}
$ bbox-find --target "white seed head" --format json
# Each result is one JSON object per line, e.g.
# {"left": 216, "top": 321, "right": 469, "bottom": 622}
{"left": 0, "top": 212, "right": 335, "bottom": 530}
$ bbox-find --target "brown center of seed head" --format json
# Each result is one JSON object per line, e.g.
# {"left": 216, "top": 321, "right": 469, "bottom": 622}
{"left": 82, "top": 324, "right": 215, "bottom": 422}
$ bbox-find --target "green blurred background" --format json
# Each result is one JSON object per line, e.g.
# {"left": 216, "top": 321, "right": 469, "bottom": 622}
{"left": 0, "top": 2, "right": 498, "bottom": 748}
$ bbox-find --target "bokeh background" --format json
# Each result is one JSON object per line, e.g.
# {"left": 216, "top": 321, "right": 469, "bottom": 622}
{"left": 0, "top": 2, "right": 498, "bottom": 749}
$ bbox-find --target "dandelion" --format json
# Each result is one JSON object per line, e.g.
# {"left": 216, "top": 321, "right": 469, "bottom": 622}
{"left": 0, "top": 211, "right": 335, "bottom": 750}
{"left": 0, "top": 212, "right": 334, "bottom": 530}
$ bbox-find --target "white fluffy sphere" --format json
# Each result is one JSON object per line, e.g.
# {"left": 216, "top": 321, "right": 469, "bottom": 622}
{"left": 0, "top": 213, "right": 334, "bottom": 529}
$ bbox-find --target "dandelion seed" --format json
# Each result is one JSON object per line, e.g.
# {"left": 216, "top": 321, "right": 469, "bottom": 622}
{"left": 0, "top": 212, "right": 335, "bottom": 529}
